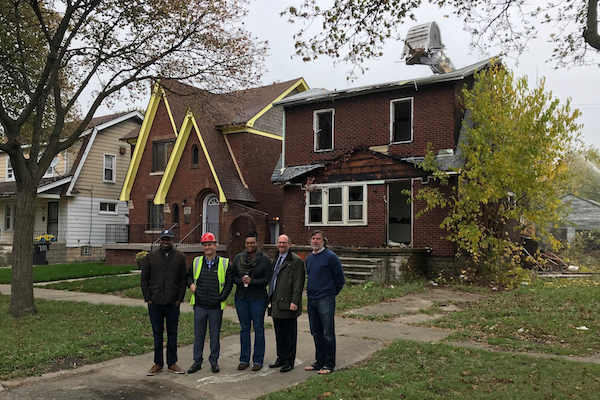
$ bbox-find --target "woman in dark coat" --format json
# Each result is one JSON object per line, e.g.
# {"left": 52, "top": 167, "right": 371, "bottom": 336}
{"left": 232, "top": 231, "right": 273, "bottom": 371}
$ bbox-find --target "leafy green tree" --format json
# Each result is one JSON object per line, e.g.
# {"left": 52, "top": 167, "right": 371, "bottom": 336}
{"left": 412, "top": 65, "right": 582, "bottom": 283}
{"left": 0, "top": 0, "right": 266, "bottom": 317}
{"left": 568, "top": 147, "right": 600, "bottom": 202}
{"left": 285, "top": 0, "right": 599, "bottom": 72}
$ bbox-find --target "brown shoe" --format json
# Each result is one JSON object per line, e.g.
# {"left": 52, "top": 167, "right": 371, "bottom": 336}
{"left": 169, "top": 364, "right": 186, "bottom": 374}
{"left": 252, "top": 364, "right": 262, "bottom": 371}
{"left": 147, "top": 364, "right": 163, "bottom": 376}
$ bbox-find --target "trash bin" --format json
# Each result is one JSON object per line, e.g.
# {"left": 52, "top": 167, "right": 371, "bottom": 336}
{"left": 33, "top": 241, "right": 50, "bottom": 265}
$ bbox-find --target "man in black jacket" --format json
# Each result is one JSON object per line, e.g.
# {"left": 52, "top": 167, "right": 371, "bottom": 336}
{"left": 187, "top": 232, "right": 234, "bottom": 374}
{"left": 267, "top": 234, "right": 305, "bottom": 373}
{"left": 140, "top": 229, "right": 187, "bottom": 376}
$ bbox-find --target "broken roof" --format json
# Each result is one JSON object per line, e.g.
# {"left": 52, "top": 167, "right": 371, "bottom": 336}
{"left": 274, "top": 57, "right": 499, "bottom": 107}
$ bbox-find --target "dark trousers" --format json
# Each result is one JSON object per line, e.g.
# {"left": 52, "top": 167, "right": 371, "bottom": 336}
{"left": 148, "top": 302, "right": 180, "bottom": 368}
{"left": 193, "top": 306, "right": 223, "bottom": 366}
{"left": 307, "top": 295, "right": 336, "bottom": 370}
{"left": 273, "top": 317, "right": 298, "bottom": 367}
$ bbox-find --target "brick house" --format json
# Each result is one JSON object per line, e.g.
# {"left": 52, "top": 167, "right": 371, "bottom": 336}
{"left": 105, "top": 78, "right": 308, "bottom": 265}
{"left": 271, "top": 59, "right": 496, "bottom": 273}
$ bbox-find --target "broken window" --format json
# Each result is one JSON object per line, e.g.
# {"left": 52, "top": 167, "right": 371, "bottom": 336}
{"left": 391, "top": 98, "right": 413, "bottom": 143}
{"left": 314, "top": 109, "right": 334, "bottom": 151}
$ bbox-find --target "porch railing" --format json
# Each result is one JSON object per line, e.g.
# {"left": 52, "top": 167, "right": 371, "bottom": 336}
{"left": 105, "top": 223, "right": 218, "bottom": 245}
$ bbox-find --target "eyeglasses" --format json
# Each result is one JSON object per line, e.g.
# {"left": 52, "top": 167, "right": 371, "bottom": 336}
{"left": 245, "top": 241, "right": 257, "bottom": 245}
{"left": 277, "top": 241, "right": 290, "bottom": 244}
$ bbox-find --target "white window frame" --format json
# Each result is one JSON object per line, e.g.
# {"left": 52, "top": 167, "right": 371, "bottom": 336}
{"left": 313, "top": 108, "right": 334, "bottom": 152}
{"left": 6, "top": 158, "right": 14, "bottom": 181}
{"left": 305, "top": 183, "right": 367, "bottom": 226}
{"left": 5, "top": 203, "right": 17, "bottom": 231}
{"left": 99, "top": 202, "right": 118, "bottom": 214}
{"left": 390, "top": 97, "right": 413, "bottom": 144}
{"left": 103, "top": 154, "right": 116, "bottom": 183}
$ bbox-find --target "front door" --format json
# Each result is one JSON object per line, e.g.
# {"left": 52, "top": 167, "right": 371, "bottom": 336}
{"left": 388, "top": 182, "right": 411, "bottom": 245}
{"left": 47, "top": 201, "right": 59, "bottom": 238}
{"left": 203, "top": 194, "right": 219, "bottom": 242}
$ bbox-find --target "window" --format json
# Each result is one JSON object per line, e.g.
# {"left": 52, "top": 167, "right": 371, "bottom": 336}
{"left": 5, "top": 204, "right": 17, "bottom": 230}
{"left": 6, "top": 158, "right": 14, "bottom": 181}
{"left": 390, "top": 98, "right": 413, "bottom": 143}
{"left": 103, "top": 154, "right": 116, "bottom": 183}
{"left": 306, "top": 184, "right": 366, "bottom": 225}
{"left": 314, "top": 109, "right": 334, "bottom": 151}
{"left": 191, "top": 145, "right": 199, "bottom": 167}
{"left": 152, "top": 140, "right": 175, "bottom": 172}
{"left": 99, "top": 202, "right": 117, "bottom": 214}
{"left": 147, "top": 200, "right": 164, "bottom": 230}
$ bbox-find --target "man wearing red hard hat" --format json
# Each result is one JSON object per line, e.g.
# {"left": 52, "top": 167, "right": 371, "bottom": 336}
{"left": 186, "top": 232, "right": 233, "bottom": 374}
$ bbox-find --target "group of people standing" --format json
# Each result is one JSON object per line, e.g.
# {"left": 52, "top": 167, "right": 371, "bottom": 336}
{"left": 140, "top": 228, "right": 345, "bottom": 377}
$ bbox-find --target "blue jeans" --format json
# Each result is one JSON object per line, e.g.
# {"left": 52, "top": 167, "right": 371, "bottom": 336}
{"left": 148, "top": 302, "right": 180, "bottom": 368}
{"left": 307, "top": 295, "right": 336, "bottom": 370}
{"left": 235, "top": 293, "right": 268, "bottom": 365}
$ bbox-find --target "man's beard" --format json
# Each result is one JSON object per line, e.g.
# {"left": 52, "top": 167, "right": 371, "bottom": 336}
{"left": 161, "top": 243, "right": 173, "bottom": 251}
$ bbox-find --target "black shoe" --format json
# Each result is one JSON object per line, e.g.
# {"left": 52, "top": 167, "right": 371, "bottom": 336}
{"left": 187, "top": 364, "right": 201, "bottom": 374}
{"left": 211, "top": 364, "right": 220, "bottom": 373}
{"left": 280, "top": 365, "right": 294, "bottom": 373}
{"left": 268, "top": 361, "right": 283, "bottom": 368}
{"left": 238, "top": 363, "right": 249, "bottom": 370}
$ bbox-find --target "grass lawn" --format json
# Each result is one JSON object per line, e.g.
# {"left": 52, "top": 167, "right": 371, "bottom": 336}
{"left": 258, "top": 340, "right": 600, "bottom": 399}
{"left": 0, "top": 294, "right": 238, "bottom": 380}
{"left": 0, "top": 262, "right": 135, "bottom": 284}
{"left": 425, "top": 277, "right": 600, "bottom": 356}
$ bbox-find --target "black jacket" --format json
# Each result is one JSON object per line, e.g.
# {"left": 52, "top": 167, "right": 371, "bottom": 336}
{"left": 232, "top": 251, "right": 273, "bottom": 301}
{"left": 140, "top": 248, "right": 187, "bottom": 305}
{"left": 187, "top": 255, "right": 234, "bottom": 309}
{"left": 270, "top": 252, "right": 305, "bottom": 319}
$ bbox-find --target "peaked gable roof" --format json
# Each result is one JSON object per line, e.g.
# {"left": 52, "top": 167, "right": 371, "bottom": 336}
{"left": 0, "top": 111, "right": 142, "bottom": 197}
{"left": 65, "top": 110, "right": 143, "bottom": 196}
{"left": 121, "top": 78, "right": 309, "bottom": 204}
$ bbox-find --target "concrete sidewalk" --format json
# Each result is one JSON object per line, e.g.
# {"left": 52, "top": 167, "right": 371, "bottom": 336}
{"left": 0, "top": 285, "right": 485, "bottom": 399}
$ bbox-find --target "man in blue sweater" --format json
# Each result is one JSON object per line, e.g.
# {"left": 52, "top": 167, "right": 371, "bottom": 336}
{"left": 304, "top": 230, "right": 345, "bottom": 375}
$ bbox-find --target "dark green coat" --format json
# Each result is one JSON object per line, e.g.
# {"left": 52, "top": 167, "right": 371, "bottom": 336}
{"left": 270, "top": 252, "right": 305, "bottom": 319}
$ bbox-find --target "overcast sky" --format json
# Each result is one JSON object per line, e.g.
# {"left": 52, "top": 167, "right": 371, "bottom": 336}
{"left": 93, "top": 1, "right": 599, "bottom": 150}
{"left": 241, "top": 1, "right": 600, "bottom": 150}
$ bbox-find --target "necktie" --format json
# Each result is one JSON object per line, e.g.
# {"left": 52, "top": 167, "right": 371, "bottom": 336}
{"left": 268, "top": 255, "right": 283, "bottom": 296}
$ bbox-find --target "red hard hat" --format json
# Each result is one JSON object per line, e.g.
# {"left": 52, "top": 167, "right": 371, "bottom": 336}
{"left": 200, "top": 232, "right": 216, "bottom": 243}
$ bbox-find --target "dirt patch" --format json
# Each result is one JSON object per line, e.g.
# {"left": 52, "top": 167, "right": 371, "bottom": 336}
{"left": 46, "top": 356, "right": 88, "bottom": 374}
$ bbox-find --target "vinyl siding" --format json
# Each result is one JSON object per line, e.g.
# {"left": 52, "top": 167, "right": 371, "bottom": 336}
{"left": 65, "top": 196, "right": 128, "bottom": 247}
{"left": 73, "top": 120, "right": 136, "bottom": 199}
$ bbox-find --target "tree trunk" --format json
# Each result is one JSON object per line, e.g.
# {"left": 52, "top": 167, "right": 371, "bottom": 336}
{"left": 8, "top": 181, "right": 39, "bottom": 317}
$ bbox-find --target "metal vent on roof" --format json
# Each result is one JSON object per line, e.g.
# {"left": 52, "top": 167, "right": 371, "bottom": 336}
{"left": 401, "top": 22, "right": 455, "bottom": 74}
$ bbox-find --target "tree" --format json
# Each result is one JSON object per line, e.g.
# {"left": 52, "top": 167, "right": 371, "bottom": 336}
{"left": 285, "top": 0, "right": 599, "bottom": 72}
{"left": 568, "top": 147, "right": 600, "bottom": 202}
{"left": 412, "top": 65, "right": 582, "bottom": 283}
{"left": 0, "top": 0, "right": 266, "bottom": 317}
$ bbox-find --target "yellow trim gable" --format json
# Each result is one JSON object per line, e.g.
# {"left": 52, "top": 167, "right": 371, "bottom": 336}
{"left": 246, "top": 78, "right": 309, "bottom": 128}
{"left": 119, "top": 84, "right": 163, "bottom": 201}
{"left": 154, "top": 111, "right": 193, "bottom": 204}
{"left": 153, "top": 111, "right": 227, "bottom": 205}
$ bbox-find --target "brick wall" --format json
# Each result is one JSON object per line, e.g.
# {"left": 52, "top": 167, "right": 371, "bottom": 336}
{"left": 283, "top": 83, "right": 458, "bottom": 167}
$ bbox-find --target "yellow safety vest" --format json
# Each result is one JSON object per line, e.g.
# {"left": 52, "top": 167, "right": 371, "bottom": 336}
{"left": 189, "top": 256, "right": 229, "bottom": 310}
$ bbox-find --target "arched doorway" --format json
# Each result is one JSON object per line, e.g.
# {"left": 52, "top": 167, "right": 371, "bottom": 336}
{"left": 203, "top": 194, "right": 219, "bottom": 242}
{"left": 229, "top": 216, "right": 255, "bottom": 258}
